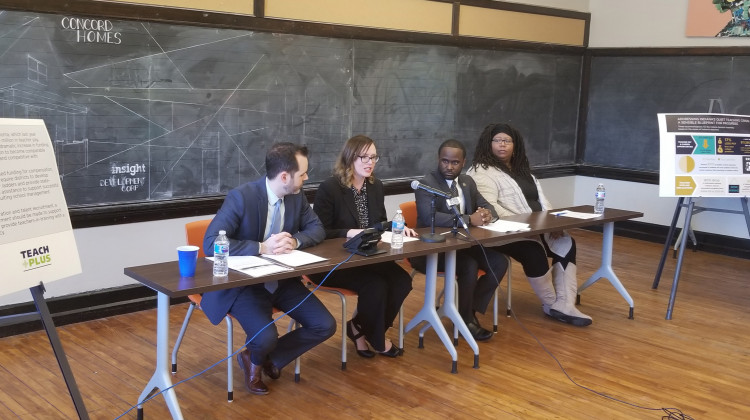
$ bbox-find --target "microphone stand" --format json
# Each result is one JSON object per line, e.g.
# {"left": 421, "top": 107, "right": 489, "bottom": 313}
{"left": 420, "top": 194, "right": 446, "bottom": 243}
{"left": 450, "top": 208, "right": 469, "bottom": 240}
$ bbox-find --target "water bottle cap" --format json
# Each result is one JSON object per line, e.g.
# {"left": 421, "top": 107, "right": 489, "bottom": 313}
{"left": 396, "top": 210, "right": 402, "bottom": 213}
{"left": 219, "top": 230, "right": 226, "bottom": 234}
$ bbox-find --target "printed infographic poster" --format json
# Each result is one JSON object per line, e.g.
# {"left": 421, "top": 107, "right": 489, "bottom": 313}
{"left": 0, "top": 118, "right": 82, "bottom": 297}
{"left": 658, "top": 113, "right": 750, "bottom": 197}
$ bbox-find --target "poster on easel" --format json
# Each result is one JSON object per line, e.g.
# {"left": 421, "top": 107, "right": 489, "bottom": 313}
{"left": 658, "top": 113, "right": 750, "bottom": 198}
{"left": 0, "top": 118, "right": 81, "bottom": 297}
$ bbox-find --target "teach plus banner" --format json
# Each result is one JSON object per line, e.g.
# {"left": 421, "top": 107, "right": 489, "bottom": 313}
{"left": 658, "top": 113, "right": 750, "bottom": 197}
{"left": 0, "top": 119, "right": 81, "bottom": 297}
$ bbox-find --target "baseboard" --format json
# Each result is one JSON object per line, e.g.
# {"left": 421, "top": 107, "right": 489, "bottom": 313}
{"left": 1, "top": 221, "right": 746, "bottom": 338}
{"left": 581, "top": 220, "right": 750, "bottom": 260}
{"left": 0, "top": 285, "right": 189, "bottom": 338}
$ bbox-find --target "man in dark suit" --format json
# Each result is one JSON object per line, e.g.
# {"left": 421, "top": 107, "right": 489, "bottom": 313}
{"left": 202, "top": 142, "right": 336, "bottom": 396}
{"left": 410, "top": 139, "right": 508, "bottom": 341}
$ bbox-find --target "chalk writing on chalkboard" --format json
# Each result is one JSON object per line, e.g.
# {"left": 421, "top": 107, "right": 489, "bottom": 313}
{"left": 0, "top": 10, "right": 581, "bottom": 208}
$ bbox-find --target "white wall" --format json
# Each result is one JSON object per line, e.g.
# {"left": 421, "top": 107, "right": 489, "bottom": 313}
{"left": 589, "top": 0, "right": 750, "bottom": 47}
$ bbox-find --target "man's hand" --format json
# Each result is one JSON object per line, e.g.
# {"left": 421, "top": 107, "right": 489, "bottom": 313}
{"left": 469, "top": 207, "right": 492, "bottom": 226}
{"left": 263, "top": 232, "right": 296, "bottom": 254}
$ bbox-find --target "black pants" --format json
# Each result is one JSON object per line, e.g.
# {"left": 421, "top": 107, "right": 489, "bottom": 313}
{"left": 309, "top": 261, "right": 412, "bottom": 352}
{"left": 492, "top": 236, "right": 576, "bottom": 278}
{"left": 409, "top": 245, "right": 508, "bottom": 322}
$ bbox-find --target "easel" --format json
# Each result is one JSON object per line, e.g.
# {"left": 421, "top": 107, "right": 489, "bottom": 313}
{"left": 0, "top": 282, "right": 89, "bottom": 419}
{"left": 670, "top": 99, "right": 723, "bottom": 256}
{"left": 653, "top": 100, "right": 750, "bottom": 320}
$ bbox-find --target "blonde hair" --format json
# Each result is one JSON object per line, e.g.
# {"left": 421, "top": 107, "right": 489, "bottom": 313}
{"left": 333, "top": 135, "right": 376, "bottom": 187}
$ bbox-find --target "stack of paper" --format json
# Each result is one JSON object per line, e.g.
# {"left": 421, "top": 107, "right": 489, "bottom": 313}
{"left": 480, "top": 220, "right": 531, "bottom": 233}
{"left": 260, "top": 250, "right": 328, "bottom": 267}
{"left": 549, "top": 210, "right": 602, "bottom": 219}
{"left": 206, "top": 250, "right": 327, "bottom": 277}
{"left": 380, "top": 231, "right": 420, "bottom": 244}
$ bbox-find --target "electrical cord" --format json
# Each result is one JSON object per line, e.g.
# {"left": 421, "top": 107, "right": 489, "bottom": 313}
{"left": 115, "top": 251, "right": 356, "bottom": 420}
{"left": 460, "top": 225, "right": 694, "bottom": 420}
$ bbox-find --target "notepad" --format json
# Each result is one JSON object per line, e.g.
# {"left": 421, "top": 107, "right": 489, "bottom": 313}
{"left": 260, "top": 249, "right": 328, "bottom": 267}
{"left": 480, "top": 220, "right": 531, "bottom": 233}
{"left": 550, "top": 210, "right": 602, "bottom": 219}
{"left": 379, "top": 231, "right": 419, "bottom": 244}
{"left": 206, "top": 255, "right": 294, "bottom": 277}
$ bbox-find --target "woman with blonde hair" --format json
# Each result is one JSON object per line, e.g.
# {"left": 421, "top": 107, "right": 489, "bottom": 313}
{"left": 310, "top": 135, "right": 416, "bottom": 357}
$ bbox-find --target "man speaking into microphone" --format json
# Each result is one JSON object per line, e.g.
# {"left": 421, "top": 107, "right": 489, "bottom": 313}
{"left": 408, "top": 139, "right": 509, "bottom": 341}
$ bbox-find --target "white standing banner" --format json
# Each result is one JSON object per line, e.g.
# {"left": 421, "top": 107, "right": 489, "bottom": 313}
{"left": 0, "top": 118, "right": 81, "bottom": 297}
{"left": 658, "top": 113, "right": 750, "bottom": 197}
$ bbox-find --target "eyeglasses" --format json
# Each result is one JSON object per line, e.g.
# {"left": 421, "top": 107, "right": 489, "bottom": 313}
{"left": 492, "top": 138, "right": 513, "bottom": 145}
{"left": 358, "top": 155, "right": 380, "bottom": 163}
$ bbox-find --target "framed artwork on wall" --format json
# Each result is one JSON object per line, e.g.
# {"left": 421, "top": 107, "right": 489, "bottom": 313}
{"left": 687, "top": 0, "right": 750, "bottom": 37}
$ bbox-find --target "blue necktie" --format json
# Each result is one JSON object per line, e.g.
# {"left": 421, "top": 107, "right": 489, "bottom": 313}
{"left": 265, "top": 200, "right": 281, "bottom": 293}
{"left": 267, "top": 199, "right": 282, "bottom": 239}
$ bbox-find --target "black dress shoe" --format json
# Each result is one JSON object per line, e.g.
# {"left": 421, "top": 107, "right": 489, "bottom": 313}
{"left": 377, "top": 343, "right": 402, "bottom": 358}
{"left": 263, "top": 359, "right": 281, "bottom": 380}
{"left": 466, "top": 320, "right": 493, "bottom": 342}
{"left": 346, "top": 320, "right": 375, "bottom": 358}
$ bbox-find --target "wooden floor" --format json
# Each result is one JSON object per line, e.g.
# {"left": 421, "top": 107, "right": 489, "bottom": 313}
{"left": 0, "top": 229, "right": 748, "bottom": 419}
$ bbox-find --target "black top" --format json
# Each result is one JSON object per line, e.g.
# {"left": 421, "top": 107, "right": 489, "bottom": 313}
{"left": 511, "top": 172, "right": 543, "bottom": 212}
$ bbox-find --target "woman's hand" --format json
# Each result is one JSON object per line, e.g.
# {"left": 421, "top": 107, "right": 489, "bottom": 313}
{"left": 347, "top": 229, "right": 364, "bottom": 239}
{"left": 403, "top": 226, "right": 418, "bottom": 237}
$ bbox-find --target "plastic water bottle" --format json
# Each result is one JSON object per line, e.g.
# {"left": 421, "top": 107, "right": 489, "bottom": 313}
{"left": 594, "top": 183, "right": 606, "bottom": 215}
{"left": 213, "top": 230, "right": 229, "bottom": 276}
{"left": 391, "top": 210, "right": 405, "bottom": 250}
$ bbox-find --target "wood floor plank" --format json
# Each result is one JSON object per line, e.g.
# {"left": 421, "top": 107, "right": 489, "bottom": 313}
{"left": 0, "top": 229, "right": 748, "bottom": 419}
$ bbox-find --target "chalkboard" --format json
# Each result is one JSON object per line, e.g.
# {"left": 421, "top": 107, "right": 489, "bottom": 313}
{"left": 0, "top": 10, "right": 581, "bottom": 208}
{"left": 585, "top": 55, "right": 750, "bottom": 171}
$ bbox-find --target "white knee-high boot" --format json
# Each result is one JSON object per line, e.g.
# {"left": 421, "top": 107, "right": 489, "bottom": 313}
{"left": 549, "top": 262, "right": 592, "bottom": 326}
{"left": 527, "top": 270, "right": 556, "bottom": 315}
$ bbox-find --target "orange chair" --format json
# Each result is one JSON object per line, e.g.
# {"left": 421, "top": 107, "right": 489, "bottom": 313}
{"left": 171, "top": 219, "right": 300, "bottom": 402}
{"left": 399, "top": 201, "right": 511, "bottom": 336}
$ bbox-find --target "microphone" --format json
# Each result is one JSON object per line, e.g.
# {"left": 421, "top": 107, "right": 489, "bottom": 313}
{"left": 446, "top": 197, "right": 468, "bottom": 230}
{"left": 410, "top": 180, "right": 452, "bottom": 199}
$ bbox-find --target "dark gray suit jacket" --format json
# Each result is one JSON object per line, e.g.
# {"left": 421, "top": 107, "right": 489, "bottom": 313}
{"left": 415, "top": 170, "right": 498, "bottom": 228}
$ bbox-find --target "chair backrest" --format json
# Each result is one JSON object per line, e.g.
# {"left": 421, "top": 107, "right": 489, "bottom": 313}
{"left": 399, "top": 201, "right": 417, "bottom": 228}
{"left": 185, "top": 219, "right": 213, "bottom": 258}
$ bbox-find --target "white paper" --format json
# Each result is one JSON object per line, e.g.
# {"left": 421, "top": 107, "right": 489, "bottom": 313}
{"left": 205, "top": 255, "right": 274, "bottom": 270}
{"left": 261, "top": 249, "right": 328, "bottom": 267}
{"left": 549, "top": 210, "right": 602, "bottom": 219}
{"left": 480, "top": 220, "right": 531, "bottom": 233}
{"left": 380, "top": 231, "right": 420, "bottom": 244}
{"left": 206, "top": 255, "right": 293, "bottom": 277}
{"left": 238, "top": 264, "right": 293, "bottom": 277}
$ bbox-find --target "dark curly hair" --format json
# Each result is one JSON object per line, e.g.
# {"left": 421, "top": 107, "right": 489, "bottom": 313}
{"left": 470, "top": 123, "right": 531, "bottom": 178}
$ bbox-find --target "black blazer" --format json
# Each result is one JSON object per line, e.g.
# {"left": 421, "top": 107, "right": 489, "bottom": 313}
{"left": 415, "top": 170, "right": 498, "bottom": 228}
{"left": 313, "top": 176, "right": 389, "bottom": 239}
